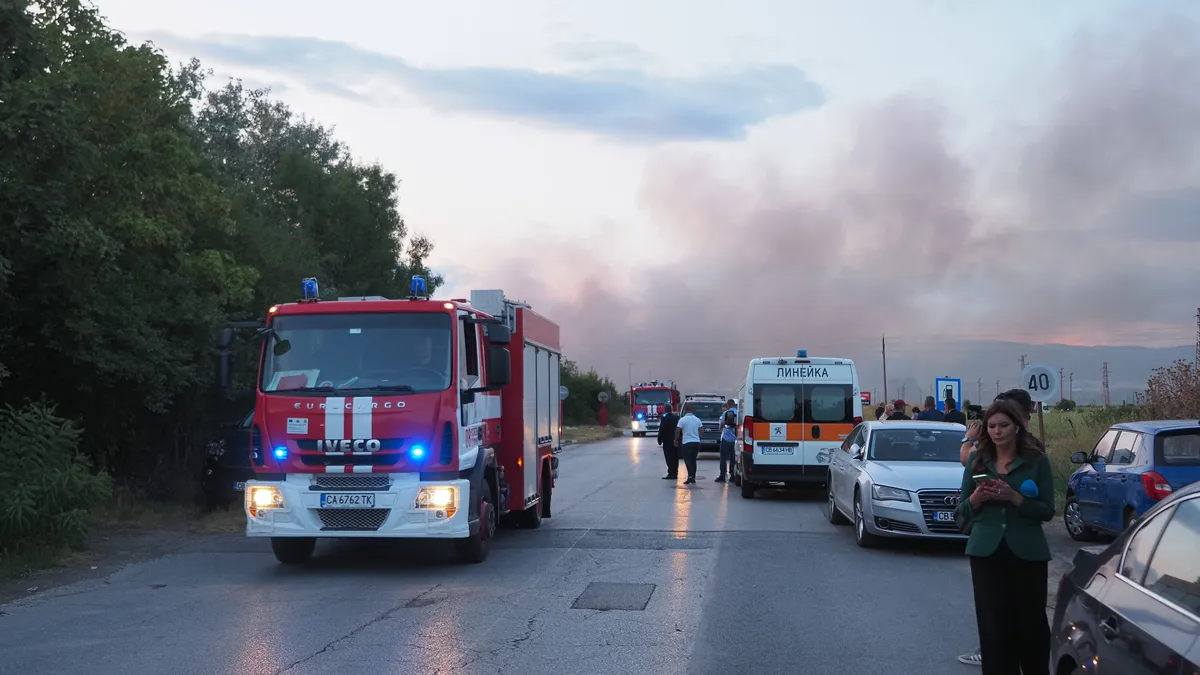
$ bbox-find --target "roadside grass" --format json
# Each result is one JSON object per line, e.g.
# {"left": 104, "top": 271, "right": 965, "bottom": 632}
{"left": 563, "top": 425, "right": 624, "bottom": 444}
{"left": 1032, "top": 410, "right": 1122, "bottom": 512}
{"left": 0, "top": 485, "right": 246, "bottom": 580}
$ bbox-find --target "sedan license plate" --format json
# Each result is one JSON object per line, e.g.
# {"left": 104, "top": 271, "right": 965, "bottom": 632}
{"left": 233, "top": 481, "right": 245, "bottom": 491}
{"left": 933, "top": 510, "right": 955, "bottom": 523}
{"left": 320, "top": 493, "right": 376, "bottom": 508}
{"left": 758, "top": 445, "right": 794, "bottom": 455}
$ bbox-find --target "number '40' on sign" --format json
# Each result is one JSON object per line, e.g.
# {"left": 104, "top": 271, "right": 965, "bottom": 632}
{"left": 1019, "top": 364, "right": 1059, "bottom": 403}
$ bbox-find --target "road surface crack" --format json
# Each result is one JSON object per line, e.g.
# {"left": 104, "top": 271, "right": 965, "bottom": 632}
{"left": 274, "top": 584, "right": 443, "bottom": 674}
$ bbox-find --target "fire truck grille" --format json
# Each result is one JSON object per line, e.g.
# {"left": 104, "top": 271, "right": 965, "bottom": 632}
{"left": 310, "top": 475, "right": 390, "bottom": 491}
{"left": 317, "top": 508, "right": 390, "bottom": 531}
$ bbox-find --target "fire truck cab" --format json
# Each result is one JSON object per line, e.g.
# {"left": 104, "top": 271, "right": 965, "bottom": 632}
{"left": 629, "top": 380, "right": 680, "bottom": 437}
{"left": 215, "top": 277, "right": 562, "bottom": 565}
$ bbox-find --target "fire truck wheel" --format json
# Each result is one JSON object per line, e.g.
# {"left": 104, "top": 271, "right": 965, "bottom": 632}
{"left": 456, "top": 490, "right": 495, "bottom": 564}
{"left": 271, "top": 537, "right": 316, "bottom": 564}
{"left": 518, "top": 474, "right": 545, "bottom": 529}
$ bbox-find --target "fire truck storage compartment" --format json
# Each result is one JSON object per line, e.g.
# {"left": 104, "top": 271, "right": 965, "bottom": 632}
{"left": 472, "top": 290, "right": 562, "bottom": 513}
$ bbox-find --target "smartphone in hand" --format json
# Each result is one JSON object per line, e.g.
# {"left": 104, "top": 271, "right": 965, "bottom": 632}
{"left": 972, "top": 474, "right": 991, "bottom": 485}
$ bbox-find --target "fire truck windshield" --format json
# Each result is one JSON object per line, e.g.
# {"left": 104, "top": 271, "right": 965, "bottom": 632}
{"left": 633, "top": 389, "right": 672, "bottom": 405}
{"left": 260, "top": 312, "right": 453, "bottom": 394}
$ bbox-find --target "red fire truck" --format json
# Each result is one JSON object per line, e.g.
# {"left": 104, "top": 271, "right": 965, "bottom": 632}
{"left": 628, "top": 380, "right": 680, "bottom": 437}
{"left": 215, "top": 278, "right": 562, "bottom": 565}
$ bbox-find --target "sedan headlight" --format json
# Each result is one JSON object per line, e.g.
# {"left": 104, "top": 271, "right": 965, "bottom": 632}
{"left": 871, "top": 484, "right": 911, "bottom": 502}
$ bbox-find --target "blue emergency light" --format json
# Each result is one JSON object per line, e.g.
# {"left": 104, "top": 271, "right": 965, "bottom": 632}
{"left": 301, "top": 277, "right": 319, "bottom": 300}
{"left": 273, "top": 446, "right": 288, "bottom": 460}
{"left": 411, "top": 445, "right": 425, "bottom": 459}
{"left": 797, "top": 349, "right": 808, "bottom": 358}
{"left": 636, "top": 412, "right": 644, "bottom": 420}
{"left": 410, "top": 275, "right": 427, "bottom": 297}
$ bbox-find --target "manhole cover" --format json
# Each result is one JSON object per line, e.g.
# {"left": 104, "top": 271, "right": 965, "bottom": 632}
{"left": 571, "top": 582, "right": 656, "bottom": 611}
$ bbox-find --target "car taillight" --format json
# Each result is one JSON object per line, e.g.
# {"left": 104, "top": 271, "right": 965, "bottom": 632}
{"left": 742, "top": 415, "right": 754, "bottom": 444}
{"left": 853, "top": 416, "right": 862, "bottom": 424}
{"left": 1141, "top": 472, "right": 1173, "bottom": 500}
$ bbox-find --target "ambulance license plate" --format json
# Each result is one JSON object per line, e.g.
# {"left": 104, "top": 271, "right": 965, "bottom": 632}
{"left": 758, "top": 445, "right": 794, "bottom": 455}
{"left": 320, "top": 493, "right": 376, "bottom": 508}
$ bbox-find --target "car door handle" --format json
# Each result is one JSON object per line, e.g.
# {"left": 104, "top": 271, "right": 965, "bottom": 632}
{"left": 1099, "top": 615, "right": 1120, "bottom": 642}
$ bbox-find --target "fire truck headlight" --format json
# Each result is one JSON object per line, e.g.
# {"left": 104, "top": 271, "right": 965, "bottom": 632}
{"left": 416, "top": 486, "right": 457, "bottom": 509}
{"left": 247, "top": 485, "right": 284, "bottom": 517}
{"left": 632, "top": 420, "right": 640, "bottom": 430}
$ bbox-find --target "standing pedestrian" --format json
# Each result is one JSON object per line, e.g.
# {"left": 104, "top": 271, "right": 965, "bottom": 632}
{"left": 656, "top": 403, "right": 680, "bottom": 480}
{"left": 675, "top": 404, "right": 703, "bottom": 484}
{"left": 955, "top": 388, "right": 1043, "bottom": 667}
{"left": 953, "top": 399, "right": 1054, "bottom": 675}
{"left": 915, "top": 395, "right": 945, "bottom": 421}
{"left": 943, "top": 397, "right": 966, "bottom": 425}
{"left": 886, "top": 400, "right": 910, "bottom": 420}
{"left": 715, "top": 398, "right": 738, "bottom": 483}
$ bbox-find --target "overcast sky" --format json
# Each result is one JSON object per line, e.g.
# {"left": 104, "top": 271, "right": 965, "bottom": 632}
{"left": 98, "top": 0, "right": 1200, "bottom": 392}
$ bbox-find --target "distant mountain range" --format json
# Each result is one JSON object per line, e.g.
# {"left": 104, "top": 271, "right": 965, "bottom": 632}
{"left": 849, "top": 340, "right": 1194, "bottom": 407}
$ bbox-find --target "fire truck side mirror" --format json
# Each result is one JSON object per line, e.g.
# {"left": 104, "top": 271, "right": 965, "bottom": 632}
{"left": 485, "top": 324, "right": 511, "bottom": 346}
{"left": 486, "top": 345, "right": 511, "bottom": 387}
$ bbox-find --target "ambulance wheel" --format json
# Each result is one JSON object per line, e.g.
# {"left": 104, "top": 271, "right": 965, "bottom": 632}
{"left": 456, "top": 490, "right": 495, "bottom": 564}
{"left": 271, "top": 537, "right": 316, "bottom": 564}
{"left": 741, "top": 477, "right": 757, "bottom": 499}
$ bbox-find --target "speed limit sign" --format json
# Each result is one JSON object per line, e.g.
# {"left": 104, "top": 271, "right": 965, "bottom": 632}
{"left": 1020, "top": 364, "right": 1060, "bottom": 403}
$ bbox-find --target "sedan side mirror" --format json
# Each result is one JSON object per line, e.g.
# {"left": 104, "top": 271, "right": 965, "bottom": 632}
{"left": 1070, "top": 451, "right": 1089, "bottom": 464}
{"left": 850, "top": 443, "right": 864, "bottom": 460}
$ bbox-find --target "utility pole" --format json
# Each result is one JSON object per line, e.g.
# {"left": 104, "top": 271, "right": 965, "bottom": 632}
{"left": 1069, "top": 372, "right": 1074, "bottom": 401}
{"left": 1019, "top": 354, "right": 1028, "bottom": 370}
{"left": 996, "top": 380, "right": 1000, "bottom": 396}
{"left": 1102, "top": 362, "right": 1110, "bottom": 408}
{"left": 1058, "top": 367, "right": 1064, "bottom": 403}
{"left": 881, "top": 334, "right": 889, "bottom": 404}
{"left": 977, "top": 378, "right": 982, "bottom": 404}
{"left": 628, "top": 362, "right": 633, "bottom": 391}
{"left": 1195, "top": 307, "right": 1199, "bottom": 370}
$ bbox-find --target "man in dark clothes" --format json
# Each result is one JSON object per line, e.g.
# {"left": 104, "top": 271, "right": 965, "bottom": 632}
{"left": 915, "top": 395, "right": 945, "bottom": 421}
{"left": 943, "top": 396, "right": 966, "bottom": 425}
{"left": 656, "top": 403, "right": 680, "bottom": 480}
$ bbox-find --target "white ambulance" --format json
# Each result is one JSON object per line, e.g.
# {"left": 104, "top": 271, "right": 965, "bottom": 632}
{"left": 734, "top": 350, "right": 863, "bottom": 499}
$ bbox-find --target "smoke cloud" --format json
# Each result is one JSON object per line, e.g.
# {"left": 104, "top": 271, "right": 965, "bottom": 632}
{"left": 461, "top": 15, "right": 1200, "bottom": 395}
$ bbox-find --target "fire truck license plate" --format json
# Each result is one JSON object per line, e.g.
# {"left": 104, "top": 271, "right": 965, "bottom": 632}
{"left": 319, "top": 493, "right": 376, "bottom": 508}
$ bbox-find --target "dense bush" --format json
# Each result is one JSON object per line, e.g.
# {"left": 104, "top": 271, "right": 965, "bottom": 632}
{"left": 1143, "top": 359, "right": 1200, "bottom": 419}
{"left": 0, "top": 402, "right": 113, "bottom": 554}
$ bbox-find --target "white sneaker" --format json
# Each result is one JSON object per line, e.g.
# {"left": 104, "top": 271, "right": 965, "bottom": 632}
{"left": 957, "top": 649, "right": 982, "bottom": 666}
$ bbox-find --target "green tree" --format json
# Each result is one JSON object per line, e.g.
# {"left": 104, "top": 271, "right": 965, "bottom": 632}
{"left": 0, "top": 0, "right": 444, "bottom": 506}
{"left": 559, "top": 359, "right": 622, "bottom": 426}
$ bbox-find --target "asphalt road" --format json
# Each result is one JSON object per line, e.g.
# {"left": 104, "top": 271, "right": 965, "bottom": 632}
{"left": 1, "top": 436, "right": 1006, "bottom": 675}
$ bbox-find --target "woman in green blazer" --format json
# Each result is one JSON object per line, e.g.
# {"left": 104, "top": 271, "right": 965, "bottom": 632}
{"left": 954, "top": 399, "right": 1055, "bottom": 675}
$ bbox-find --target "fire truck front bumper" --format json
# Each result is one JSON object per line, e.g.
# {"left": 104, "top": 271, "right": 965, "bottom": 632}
{"left": 631, "top": 418, "right": 660, "bottom": 433}
{"left": 243, "top": 474, "right": 472, "bottom": 538}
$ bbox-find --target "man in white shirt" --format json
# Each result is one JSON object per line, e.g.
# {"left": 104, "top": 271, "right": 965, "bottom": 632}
{"left": 674, "top": 404, "right": 703, "bottom": 484}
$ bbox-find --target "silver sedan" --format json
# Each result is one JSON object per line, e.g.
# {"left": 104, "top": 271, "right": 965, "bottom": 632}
{"left": 826, "top": 420, "right": 970, "bottom": 547}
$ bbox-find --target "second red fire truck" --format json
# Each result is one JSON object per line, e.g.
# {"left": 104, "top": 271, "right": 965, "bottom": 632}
{"left": 216, "top": 278, "right": 563, "bottom": 565}
{"left": 628, "top": 380, "right": 680, "bottom": 437}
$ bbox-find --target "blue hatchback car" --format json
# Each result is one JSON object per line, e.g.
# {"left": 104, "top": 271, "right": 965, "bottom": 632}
{"left": 1063, "top": 420, "right": 1200, "bottom": 541}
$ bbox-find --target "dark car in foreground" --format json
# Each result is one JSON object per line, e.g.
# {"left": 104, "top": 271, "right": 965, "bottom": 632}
{"left": 199, "top": 411, "right": 255, "bottom": 510}
{"left": 1051, "top": 478, "right": 1200, "bottom": 674}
